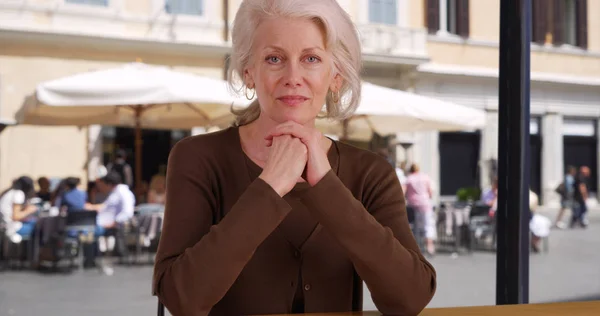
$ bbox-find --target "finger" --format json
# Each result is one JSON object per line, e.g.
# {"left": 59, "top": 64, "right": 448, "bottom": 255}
{"left": 265, "top": 131, "right": 297, "bottom": 141}
{"left": 277, "top": 122, "right": 322, "bottom": 143}
{"left": 264, "top": 128, "right": 298, "bottom": 140}
{"left": 267, "top": 134, "right": 291, "bottom": 147}
{"left": 266, "top": 121, "right": 303, "bottom": 138}
{"left": 267, "top": 124, "right": 308, "bottom": 142}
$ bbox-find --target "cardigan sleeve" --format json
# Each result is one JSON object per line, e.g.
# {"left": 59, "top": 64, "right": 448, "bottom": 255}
{"left": 152, "top": 139, "right": 292, "bottom": 316}
{"left": 300, "top": 160, "right": 436, "bottom": 315}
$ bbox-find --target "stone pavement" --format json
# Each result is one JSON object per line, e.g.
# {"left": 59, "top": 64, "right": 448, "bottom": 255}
{"left": 1, "top": 207, "right": 598, "bottom": 315}
{"left": 362, "top": 206, "right": 600, "bottom": 310}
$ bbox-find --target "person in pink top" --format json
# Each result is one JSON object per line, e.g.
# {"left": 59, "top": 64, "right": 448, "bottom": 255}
{"left": 405, "top": 163, "right": 437, "bottom": 255}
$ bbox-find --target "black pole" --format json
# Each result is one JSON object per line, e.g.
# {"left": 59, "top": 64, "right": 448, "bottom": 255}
{"left": 496, "top": 0, "right": 531, "bottom": 305}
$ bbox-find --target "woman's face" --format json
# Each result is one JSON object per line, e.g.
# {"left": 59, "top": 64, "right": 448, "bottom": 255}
{"left": 39, "top": 178, "right": 50, "bottom": 191}
{"left": 244, "top": 17, "right": 342, "bottom": 125}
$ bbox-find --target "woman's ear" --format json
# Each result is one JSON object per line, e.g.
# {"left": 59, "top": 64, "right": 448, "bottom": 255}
{"left": 329, "top": 73, "right": 343, "bottom": 92}
{"left": 244, "top": 69, "right": 255, "bottom": 89}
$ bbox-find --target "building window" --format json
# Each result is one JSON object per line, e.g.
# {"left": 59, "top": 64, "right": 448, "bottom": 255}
{"left": 446, "top": 0, "right": 457, "bottom": 34}
{"left": 531, "top": 0, "right": 549, "bottom": 44}
{"left": 426, "top": 0, "right": 469, "bottom": 38}
{"left": 65, "top": 0, "right": 108, "bottom": 6}
{"left": 165, "top": 0, "right": 203, "bottom": 16}
{"left": 531, "top": 0, "right": 587, "bottom": 49}
{"left": 563, "top": 0, "right": 577, "bottom": 45}
{"left": 369, "top": 0, "right": 397, "bottom": 25}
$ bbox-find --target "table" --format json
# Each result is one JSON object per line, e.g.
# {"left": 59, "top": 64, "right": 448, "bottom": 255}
{"left": 421, "top": 301, "right": 599, "bottom": 315}
{"left": 267, "top": 301, "right": 600, "bottom": 315}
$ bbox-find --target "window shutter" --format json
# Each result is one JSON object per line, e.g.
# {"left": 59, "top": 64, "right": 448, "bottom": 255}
{"left": 575, "top": 0, "right": 588, "bottom": 49}
{"left": 456, "top": 0, "right": 470, "bottom": 38}
{"left": 552, "top": 0, "right": 565, "bottom": 45}
{"left": 532, "top": 0, "right": 548, "bottom": 44}
{"left": 426, "top": 0, "right": 440, "bottom": 34}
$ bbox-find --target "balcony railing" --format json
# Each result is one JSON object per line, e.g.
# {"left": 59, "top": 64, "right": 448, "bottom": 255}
{"left": 358, "top": 24, "right": 428, "bottom": 58}
{"left": 1, "top": 2, "right": 428, "bottom": 61}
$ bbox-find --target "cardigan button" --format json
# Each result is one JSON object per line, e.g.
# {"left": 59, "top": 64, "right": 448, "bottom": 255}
{"left": 294, "top": 250, "right": 301, "bottom": 258}
{"left": 304, "top": 284, "right": 311, "bottom": 291}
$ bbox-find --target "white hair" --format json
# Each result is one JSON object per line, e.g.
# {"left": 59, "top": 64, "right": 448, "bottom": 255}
{"left": 227, "top": 0, "right": 363, "bottom": 126}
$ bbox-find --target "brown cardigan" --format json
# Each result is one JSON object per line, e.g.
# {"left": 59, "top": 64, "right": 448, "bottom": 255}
{"left": 153, "top": 127, "right": 436, "bottom": 316}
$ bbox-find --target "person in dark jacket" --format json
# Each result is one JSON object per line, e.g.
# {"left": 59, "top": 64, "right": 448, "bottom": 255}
{"left": 107, "top": 149, "right": 133, "bottom": 189}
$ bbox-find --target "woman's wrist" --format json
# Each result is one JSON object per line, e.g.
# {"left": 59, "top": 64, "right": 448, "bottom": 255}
{"left": 258, "top": 172, "right": 286, "bottom": 197}
{"left": 309, "top": 165, "right": 331, "bottom": 186}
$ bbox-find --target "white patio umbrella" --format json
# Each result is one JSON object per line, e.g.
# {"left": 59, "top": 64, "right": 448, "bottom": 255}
{"left": 17, "top": 62, "right": 248, "bottom": 129}
{"left": 16, "top": 62, "right": 250, "bottom": 189}
{"left": 0, "top": 118, "right": 16, "bottom": 134}
{"left": 316, "top": 82, "right": 486, "bottom": 140}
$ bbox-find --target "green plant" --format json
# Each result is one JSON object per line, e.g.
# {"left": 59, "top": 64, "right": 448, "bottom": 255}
{"left": 456, "top": 187, "right": 481, "bottom": 202}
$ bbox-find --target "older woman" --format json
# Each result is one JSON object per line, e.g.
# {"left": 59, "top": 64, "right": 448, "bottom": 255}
{"left": 153, "top": 1, "right": 436, "bottom": 315}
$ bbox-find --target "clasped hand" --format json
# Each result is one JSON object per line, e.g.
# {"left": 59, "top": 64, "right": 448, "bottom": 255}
{"left": 258, "top": 121, "right": 331, "bottom": 197}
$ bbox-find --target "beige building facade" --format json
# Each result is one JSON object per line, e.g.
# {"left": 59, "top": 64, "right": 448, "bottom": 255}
{"left": 0, "top": 0, "right": 232, "bottom": 189}
{"left": 413, "top": 0, "right": 600, "bottom": 205}
{"left": 1, "top": 0, "right": 599, "bottom": 206}
{"left": 0, "top": 0, "right": 427, "bottom": 190}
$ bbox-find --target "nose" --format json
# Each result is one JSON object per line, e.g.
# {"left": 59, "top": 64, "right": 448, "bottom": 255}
{"left": 282, "top": 61, "right": 302, "bottom": 87}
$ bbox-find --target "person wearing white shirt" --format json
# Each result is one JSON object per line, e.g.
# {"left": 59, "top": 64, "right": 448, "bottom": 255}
{"left": 0, "top": 176, "right": 38, "bottom": 243}
{"left": 86, "top": 172, "right": 136, "bottom": 233}
{"left": 84, "top": 172, "right": 135, "bottom": 275}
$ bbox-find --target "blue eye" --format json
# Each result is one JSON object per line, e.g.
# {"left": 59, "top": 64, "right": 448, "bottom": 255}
{"left": 306, "top": 56, "right": 320, "bottom": 63}
{"left": 266, "top": 56, "right": 281, "bottom": 64}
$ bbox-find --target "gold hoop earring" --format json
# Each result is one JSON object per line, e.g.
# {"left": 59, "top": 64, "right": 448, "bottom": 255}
{"left": 331, "top": 90, "right": 340, "bottom": 104}
{"left": 245, "top": 86, "right": 256, "bottom": 100}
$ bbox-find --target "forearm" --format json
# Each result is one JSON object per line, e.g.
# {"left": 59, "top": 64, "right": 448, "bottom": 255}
{"left": 13, "top": 205, "right": 37, "bottom": 221}
{"left": 155, "top": 179, "right": 292, "bottom": 315}
{"left": 85, "top": 203, "right": 103, "bottom": 211}
{"left": 301, "top": 171, "right": 435, "bottom": 315}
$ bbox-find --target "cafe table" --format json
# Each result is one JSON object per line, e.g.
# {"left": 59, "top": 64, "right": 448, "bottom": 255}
{"left": 267, "top": 300, "right": 600, "bottom": 315}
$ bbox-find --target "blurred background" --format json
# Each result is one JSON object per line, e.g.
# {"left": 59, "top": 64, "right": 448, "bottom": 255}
{"left": 0, "top": 0, "right": 599, "bottom": 315}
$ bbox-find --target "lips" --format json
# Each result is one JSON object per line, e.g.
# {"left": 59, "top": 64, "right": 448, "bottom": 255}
{"left": 277, "top": 95, "right": 309, "bottom": 106}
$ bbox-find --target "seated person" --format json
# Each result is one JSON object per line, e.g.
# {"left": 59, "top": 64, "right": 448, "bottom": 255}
{"left": 60, "top": 177, "right": 88, "bottom": 213}
{"left": 147, "top": 175, "right": 166, "bottom": 205}
{"left": 84, "top": 172, "right": 135, "bottom": 275}
{"left": 88, "top": 165, "right": 109, "bottom": 204}
{"left": 0, "top": 176, "right": 38, "bottom": 243}
{"left": 85, "top": 172, "right": 135, "bottom": 237}
{"left": 36, "top": 176, "right": 52, "bottom": 202}
{"left": 50, "top": 179, "right": 68, "bottom": 208}
{"left": 154, "top": 3, "right": 435, "bottom": 314}
{"left": 481, "top": 177, "right": 498, "bottom": 206}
